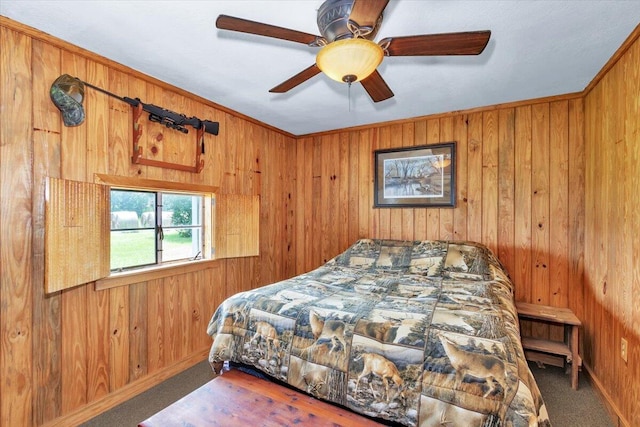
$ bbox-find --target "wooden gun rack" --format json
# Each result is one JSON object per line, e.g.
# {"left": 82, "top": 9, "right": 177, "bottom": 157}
{"left": 131, "top": 103, "right": 205, "bottom": 173}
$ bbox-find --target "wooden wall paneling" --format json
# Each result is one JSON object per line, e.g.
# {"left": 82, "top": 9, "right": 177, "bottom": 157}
{"left": 284, "top": 134, "right": 296, "bottom": 277}
{"left": 31, "top": 38, "right": 63, "bottom": 425}
{"left": 201, "top": 104, "right": 225, "bottom": 190}
{"left": 514, "top": 106, "right": 533, "bottom": 318}
{"left": 160, "top": 90, "right": 191, "bottom": 183}
{"left": 362, "top": 128, "right": 376, "bottom": 238}
{"left": 294, "top": 137, "right": 306, "bottom": 274}
{"left": 425, "top": 119, "right": 440, "bottom": 240}
{"left": 126, "top": 75, "right": 151, "bottom": 179}
{"left": 224, "top": 254, "right": 240, "bottom": 296}
{"left": 187, "top": 94, "right": 206, "bottom": 187}
{"left": 146, "top": 278, "right": 165, "bottom": 373}
{"left": 438, "top": 117, "right": 454, "bottom": 240}
{"left": 86, "top": 61, "right": 110, "bottom": 179}
{"left": 357, "top": 129, "right": 373, "bottom": 239}
{"left": 466, "top": 112, "right": 483, "bottom": 243}
{"left": 240, "top": 122, "right": 254, "bottom": 194}
{"left": 107, "top": 69, "right": 131, "bottom": 176}
{"left": 109, "top": 285, "right": 130, "bottom": 391}
{"left": 347, "top": 131, "right": 360, "bottom": 245}
{"left": 60, "top": 51, "right": 87, "bottom": 182}
{"left": 387, "top": 123, "right": 404, "bottom": 240}
{"left": 531, "top": 103, "right": 551, "bottom": 339}
{"left": 596, "top": 75, "right": 612, "bottom": 386}
{"left": 452, "top": 115, "right": 468, "bottom": 241}
{"left": 321, "top": 133, "right": 339, "bottom": 261}
{"left": 296, "top": 137, "right": 312, "bottom": 274}
{"left": 260, "top": 132, "right": 274, "bottom": 280}
{"left": 128, "top": 281, "right": 148, "bottom": 382}
{"left": 481, "top": 111, "right": 498, "bottom": 254}
{"left": 142, "top": 83, "right": 165, "bottom": 181}
{"left": 206, "top": 108, "right": 227, "bottom": 190}
{"left": 311, "top": 137, "right": 323, "bottom": 269}
{"left": 259, "top": 131, "right": 280, "bottom": 281}
{"left": 619, "top": 44, "right": 636, "bottom": 377}
{"left": 179, "top": 277, "right": 192, "bottom": 360}
{"left": 549, "top": 101, "right": 570, "bottom": 342}
{"left": 583, "top": 86, "right": 607, "bottom": 372}
{"left": 627, "top": 39, "right": 640, "bottom": 427}
{"left": 162, "top": 276, "right": 179, "bottom": 365}
{"left": 193, "top": 269, "right": 211, "bottom": 350}
{"left": 376, "top": 126, "right": 391, "bottom": 239}
{"left": 567, "top": 98, "right": 584, "bottom": 322}
{"left": 606, "top": 61, "right": 624, "bottom": 396}
{"left": 400, "top": 123, "right": 415, "bottom": 241}
{"left": 58, "top": 51, "right": 89, "bottom": 414}
{"left": 582, "top": 92, "right": 596, "bottom": 367}
{"left": 583, "top": 30, "right": 640, "bottom": 425}
{"left": 276, "top": 132, "right": 288, "bottom": 278}
{"left": 338, "top": 132, "right": 350, "bottom": 249}
{"left": 0, "top": 26, "right": 34, "bottom": 427}
{"left": 85, "top": 287, "right": 110, "bottom": 402}
{"left": 223, "top": 113, "right": 240, "bottom": 194}
{"left": 413, "top": 121, "right": 428, "bottom": 239}
{"left": 85, "top": 59, "right": 111, "bottom": 405}
{"left": 498, "top": 108, "right": 515, "bottom": 276}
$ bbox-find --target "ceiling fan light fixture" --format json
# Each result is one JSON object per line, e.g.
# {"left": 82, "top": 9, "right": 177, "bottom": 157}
{"left": 316, "top": 38, "right": 383, "bottom": 83}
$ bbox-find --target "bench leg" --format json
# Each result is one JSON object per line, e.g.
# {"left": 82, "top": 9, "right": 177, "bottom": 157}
{"left": 570, "top": 325, "right": 579, "bottom": 390}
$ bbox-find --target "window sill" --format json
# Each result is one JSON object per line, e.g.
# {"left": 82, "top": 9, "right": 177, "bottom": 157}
{"left": 95, "top": 259, "right": 220, "bottom": 291}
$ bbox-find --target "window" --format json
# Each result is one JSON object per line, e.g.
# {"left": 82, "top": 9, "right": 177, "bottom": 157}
{"left": 110, "top": 189, "right": 204, "bottom": 271}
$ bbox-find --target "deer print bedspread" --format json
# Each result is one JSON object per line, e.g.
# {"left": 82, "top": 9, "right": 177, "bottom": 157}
{"left": 207, "top": 239, "right": 550, "bottom": 426}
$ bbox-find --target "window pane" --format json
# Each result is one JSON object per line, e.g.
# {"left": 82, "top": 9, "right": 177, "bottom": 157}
{"left": 111, "top": 229, "right": 156, "bottom": 270}
{"left": 162, "top": 227, "right": 203, "bottom": 262}
{"left": 110, "top": 190, "right": 154, "bottom": 230}
{"left": 111, "top": 189, "right": 155, "bottom": 270}
{"left": 161, "top": 194, "right": 203, "bottom": 262}
{"left": 163, "top": 193, "right": 202, "bottom": 227}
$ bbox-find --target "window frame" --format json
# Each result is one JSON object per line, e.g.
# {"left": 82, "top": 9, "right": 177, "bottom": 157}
{"left": 94, "top": 174, "right": 218, "bottom": 290}
{"left": 109, "top": 188, "right": 206, "bottom": 272}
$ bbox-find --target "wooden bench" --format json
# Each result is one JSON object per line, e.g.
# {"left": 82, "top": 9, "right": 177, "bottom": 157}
{"left": 139, "top": 368, "right": 384, "bottom": 426}
{"left": 516, "top": 301, "right": 582, "bottom": 390}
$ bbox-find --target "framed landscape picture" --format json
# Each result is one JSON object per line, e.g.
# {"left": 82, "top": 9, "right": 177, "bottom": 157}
{"left": 374, "top": 142, "right": 456, "bottom": 208}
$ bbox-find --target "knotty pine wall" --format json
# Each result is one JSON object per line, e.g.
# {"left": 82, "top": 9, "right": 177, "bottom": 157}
{"left": 583, "top": 25, "right": 640, "bottom": 427}
{"left": 0, "top": 19, "right": 295, "bottom": 427}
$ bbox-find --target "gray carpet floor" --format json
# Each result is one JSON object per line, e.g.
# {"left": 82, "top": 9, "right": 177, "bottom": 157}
{"left": 81, "top": 360, "right": 613, "bottom": 426}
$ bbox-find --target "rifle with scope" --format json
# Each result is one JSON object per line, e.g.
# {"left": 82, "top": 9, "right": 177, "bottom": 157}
{"left": 122, "top": 96, "right": 219, "bottom": 136}
{"left": 81, "top": 80, "right": 219, "bottom": 136}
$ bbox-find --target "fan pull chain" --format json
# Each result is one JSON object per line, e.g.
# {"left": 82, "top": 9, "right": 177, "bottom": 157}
{"left": 348, "top": 82, "right": 352, "bottom": 112}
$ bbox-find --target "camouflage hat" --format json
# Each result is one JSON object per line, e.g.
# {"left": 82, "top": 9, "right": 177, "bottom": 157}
{"left": 50, "top": 74, "right": 85, "bottom": 127}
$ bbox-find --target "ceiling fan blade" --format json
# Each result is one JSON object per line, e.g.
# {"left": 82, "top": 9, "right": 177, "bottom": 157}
{"left": 360, "top": 70, "right": 394, "bottom": 102}
{"left": 383, "top": 30, "right": 491, "bottom": 56}
{"left": 349, "top": 0, "right": 389, "bottom": 27}
{"left": 270, "top": 64, "right": 322, "bottom": 93}
{"left": 216, "top": 15, "right": 320, "bottom": 45}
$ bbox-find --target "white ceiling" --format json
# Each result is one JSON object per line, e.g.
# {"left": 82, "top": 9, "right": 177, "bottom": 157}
{"left": 1, "top": 1, "right": 639, "bottom": 135}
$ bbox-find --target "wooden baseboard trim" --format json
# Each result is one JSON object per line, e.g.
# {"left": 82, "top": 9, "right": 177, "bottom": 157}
{"left": 41, "top": 348, "right": 210, "bottom": 427}
{"left": 582, "top": 362, "right": 630, "bottom": 427}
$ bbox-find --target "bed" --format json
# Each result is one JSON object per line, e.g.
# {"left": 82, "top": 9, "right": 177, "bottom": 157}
{"left": 207, "top": 239, "right": 550, "bottom": 426}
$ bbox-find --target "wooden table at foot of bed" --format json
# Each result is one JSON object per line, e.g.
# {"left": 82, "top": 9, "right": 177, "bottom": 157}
{"left": 138, "top": 368, "right": 384, "bottom": 426}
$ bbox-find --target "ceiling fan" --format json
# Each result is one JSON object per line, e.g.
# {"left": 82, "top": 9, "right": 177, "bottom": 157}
{"left": 216, "top": 0, "right": 491, "bottom": 102}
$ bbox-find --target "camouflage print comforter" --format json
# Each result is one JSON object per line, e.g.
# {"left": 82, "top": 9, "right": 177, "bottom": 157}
{"left": 207, "top": 239, "right": 551, "bottom": 426}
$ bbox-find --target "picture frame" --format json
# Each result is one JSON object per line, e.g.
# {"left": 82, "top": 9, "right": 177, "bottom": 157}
{"left": 374, "top": 142, "right": 456, "bottom": 208}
